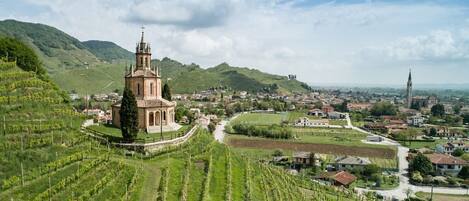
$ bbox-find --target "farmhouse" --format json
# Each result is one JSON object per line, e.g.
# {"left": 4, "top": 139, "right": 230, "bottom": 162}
{"left": 294, "top": 117, "right": 329, "bottom": 127}
{"left": 334, "top": 156, "right": 371, "bottom": 171}
{"left": 322, "top": 105, "right": 334, "bottom": 114}
{"left": 327, "top": 112, "right": 345, "bottom": 119}
{"left": 426, "top": 153, "right": 467, "bottom": 176}
{"left": 111, "top": 30, "right": 179, "bottom": 132}
{"left": 442, "top": 141, "right": 469, "bottom": 154}
{"left": 292, "top": 152, "right": 317, "bottom": 168}
{"left": 318, "top": 171, "right": 357, "bottom": 187}
{"left": 308, "top": 109, "right": 324, "bottom": 117}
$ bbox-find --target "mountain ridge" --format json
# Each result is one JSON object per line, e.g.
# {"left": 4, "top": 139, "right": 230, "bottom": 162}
{"left": 0, "top": 19, "right": 310, "bottom": 95}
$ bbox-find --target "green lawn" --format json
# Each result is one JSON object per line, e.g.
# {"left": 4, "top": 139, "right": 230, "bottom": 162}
{"left": 398, "top": 139, "right": 448, "bottom": 149}
{"left": 87, "top": 124, "right": 190, "bottom": 143}
{"left": 231, "top": 113, "right": 285, "bottom": 125}
{"left": 352, "top": 177, "right": 399, "bottom": 190}
{"left": 415, "top": 191, "right": 469, "bottom": 201}
{"left": 292, "top": 127, "right": 386, "bottom": 148}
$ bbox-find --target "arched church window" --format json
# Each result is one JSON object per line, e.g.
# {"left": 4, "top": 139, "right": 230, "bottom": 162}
{"left": 140, "top": 57, "right": 143, "bottom": 65}
{"left": 150, "top": 83, "right": 153, "bottom": 95}
{"left": 145, "top": 57, "right": 148, "bottom": 66}
{"left": 163, "top": 111, "right": 166, "bottom": 121}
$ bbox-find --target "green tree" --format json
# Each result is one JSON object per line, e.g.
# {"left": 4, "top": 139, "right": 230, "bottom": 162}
{"left": 370, "top": 102, "right": 397, "bottom": 116}
{"left": 162, "top": 83, "right": 172, "bottom": 101}
{"left": 363, "top": 164, "right": 381, "bottom": 177}
{"left": 429, "top": 127, "right": 437, "bottom": 136}
{"left": 409, "top": 153, "right": 433, "bottom": 175}
{"left": 0, "top": 37, "right": 46, "bottom": 78}
{"left": 453, "top": 104, "right": 462, "bottom": 114}
{"left": 461, "top": 113, "right": 469, "bottom": 124}
{"left": 458, "top": 166, "right": 469, "bottom": 179}
{"left": 119, "top": 87, "right": 138, "bottom": 141}
{"left": 452, "top": 148, "right": 465, "bottom": 157}
{"left": 273, "top": 149, "right": 284, "bottom": 157}
{"left": 431, "top": 104, "right": 445, "bottom": 116}
{"left": 208, "top": 122, "right": 216, "bottom": 134}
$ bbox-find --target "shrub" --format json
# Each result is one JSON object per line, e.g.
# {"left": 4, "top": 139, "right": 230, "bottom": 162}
{"left": 412, "top": 171, "right": 423, "bottom": 183}
{"left": 458, "top": 166, "right": 469, "bottom": 179}
{"left": 363, "top": 164, "right": 381, "bottom": 177}
{"left": 231, "top": 123, "right": 293, "bottom": 139}
{"left": 452, "top": 148, "right": 465, "bottom": 157}
{"left": 409, "top": 153, "right": 433, "bottom": 175}
{"left": 272, "top": 149, "right": 284, "bottom": 157}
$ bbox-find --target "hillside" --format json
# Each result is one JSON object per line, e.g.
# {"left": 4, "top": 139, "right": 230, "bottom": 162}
{"left": 0, "top": 60, "right": 368, "bottom": 201}
{"left": 83, "top": 40, "right": 134, "bottom": 62}
{"left": 0, "top": 19, "right": 311, "bottom": 95}
{"left": 162, "top": 59, "right": 310, "bottom": 94}
{"left": 0, "top": 19, "right": 100, "bottom": 74}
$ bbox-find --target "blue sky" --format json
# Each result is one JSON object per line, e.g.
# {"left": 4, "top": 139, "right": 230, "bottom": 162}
{"left": 1, "top": 0, "right": 469, "bottom": 85}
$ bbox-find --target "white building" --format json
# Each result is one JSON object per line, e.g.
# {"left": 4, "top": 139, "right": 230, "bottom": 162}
{"left": 294, "top": 117, "right": 329, "bottom": 127}
{"left": 407, "top": 115, "right": 424, "bottom": 127}
{"left": 443, "top": 141, "right": 469, "bottom": 154}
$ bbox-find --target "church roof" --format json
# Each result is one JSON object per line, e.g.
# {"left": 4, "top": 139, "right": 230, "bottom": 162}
{"left": 126, "top": 69, "right": 158, "bottom": 78}
{"left": 112, "top": 98, "right": 176, "bottom": 108}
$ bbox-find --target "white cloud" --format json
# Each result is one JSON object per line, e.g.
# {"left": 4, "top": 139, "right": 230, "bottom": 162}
{"left": 361, "top": 29, "right": 469, "bottom": 61}
{"left": 124, "top": 0, "right": 235, "bottom": 29}
{"left": 2, "top": 0, "right": 469, "bottom": 84}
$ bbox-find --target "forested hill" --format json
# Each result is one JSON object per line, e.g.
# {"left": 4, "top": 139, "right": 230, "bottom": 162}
{"left": 155, "top": 58, "right": 311, "bottom": 94}
{"left": 83, "top": 40, "right": 134, "bottom": 62}
{"left": 0, "top": 19, "right": 310, "bottom": 95}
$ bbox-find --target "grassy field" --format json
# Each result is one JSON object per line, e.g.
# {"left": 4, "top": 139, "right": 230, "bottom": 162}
{"left": 231, "top": 113, "right": 286, "bottom": 125}
{"left": 415, "top": 192, "right": 469, "bottom": 201}
{"left": 87, "top": 124, "right": 190, "bottom": 143}
{"left": 398, "top": 139, "right": 448, "bottom": 149}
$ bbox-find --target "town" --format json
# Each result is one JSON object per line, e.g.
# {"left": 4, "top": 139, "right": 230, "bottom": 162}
{"left": 1, "top": 1, "right": 469, "bottom": 201}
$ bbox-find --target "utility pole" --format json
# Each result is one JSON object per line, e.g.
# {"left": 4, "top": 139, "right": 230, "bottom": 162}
{"left": 430, "top": 184, "right": 434, "bottom": 201}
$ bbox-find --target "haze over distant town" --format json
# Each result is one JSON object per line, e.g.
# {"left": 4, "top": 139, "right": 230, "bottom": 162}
{"left": 2, "top": 0, "right": 469, "bottom": 85}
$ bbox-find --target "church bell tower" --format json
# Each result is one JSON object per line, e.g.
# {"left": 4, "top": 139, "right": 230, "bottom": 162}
{"left": 406, "top": 69, "right": 413, "bottom": 108}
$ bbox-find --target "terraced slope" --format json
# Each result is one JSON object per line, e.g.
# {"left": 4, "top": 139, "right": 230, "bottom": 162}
{"left": 0, "top": 60, "right": 372, "bottom": 200}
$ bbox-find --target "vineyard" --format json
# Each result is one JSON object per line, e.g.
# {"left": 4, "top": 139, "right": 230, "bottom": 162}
{"left": 0, "top": 60, "right": 376, "bottom": 200}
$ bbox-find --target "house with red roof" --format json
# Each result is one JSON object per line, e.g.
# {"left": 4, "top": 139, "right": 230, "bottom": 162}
{"left": 425, "top": 153, "right": 467, "bottom": 176}
{"left": 318, "top": 171, "right": 357, "bottom": 187}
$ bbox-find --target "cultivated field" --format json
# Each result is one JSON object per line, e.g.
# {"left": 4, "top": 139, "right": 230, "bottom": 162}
{"left": 228, "top": 137, "right": 396, "bottom": 159}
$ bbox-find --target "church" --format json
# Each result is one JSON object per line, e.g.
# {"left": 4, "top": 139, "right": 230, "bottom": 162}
{"left": 111, "top": 30, "right": 180, "bottom": 133}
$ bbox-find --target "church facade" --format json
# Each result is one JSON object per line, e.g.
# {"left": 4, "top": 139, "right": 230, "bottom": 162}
{"left": 111, "top": 31, "right": 180, "bottom": 133}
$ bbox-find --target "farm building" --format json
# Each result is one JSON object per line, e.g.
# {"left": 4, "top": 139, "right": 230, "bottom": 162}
{"left": 294, "top": 117, "right": 329, "bottom": 127}
{"left": 318, "top": 171, "right": 357, "bottom": 187}
{"left": 334, "top": 156, "right": 371, "bottom": 171}
{"left": 292, "top": 152, "right": 318, "bottom": 168}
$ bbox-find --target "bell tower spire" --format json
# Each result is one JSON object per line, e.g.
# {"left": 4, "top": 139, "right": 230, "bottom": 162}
{"left": 406, "top": 68, "right": 413, "bottom": 108}
{"left": 135, "top": 26, "right": 151, "bottom": 70}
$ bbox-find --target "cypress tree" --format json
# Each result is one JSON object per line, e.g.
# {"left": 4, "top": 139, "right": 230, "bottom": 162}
{"left": 162, "top": 83, "right": 172, "bottom": 101}
{"left": 120, "top": 87, "right": 138, "bottom": 141}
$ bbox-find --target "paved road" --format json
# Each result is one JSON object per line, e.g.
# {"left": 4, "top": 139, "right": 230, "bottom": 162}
{"left": 346, "top": 113, "right": 469, "bottom": 199}
{"left": 214, "top": 114, "right": 240, "bottom": 143}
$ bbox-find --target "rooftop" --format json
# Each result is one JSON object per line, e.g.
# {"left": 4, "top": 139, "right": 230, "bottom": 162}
{"left": 426, "top": 153, "right": 466, "bottom": 165}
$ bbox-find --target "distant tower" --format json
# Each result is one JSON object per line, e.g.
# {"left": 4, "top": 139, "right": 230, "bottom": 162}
{"left": 406, "top": 69, "right": 412, "bottom": 108}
